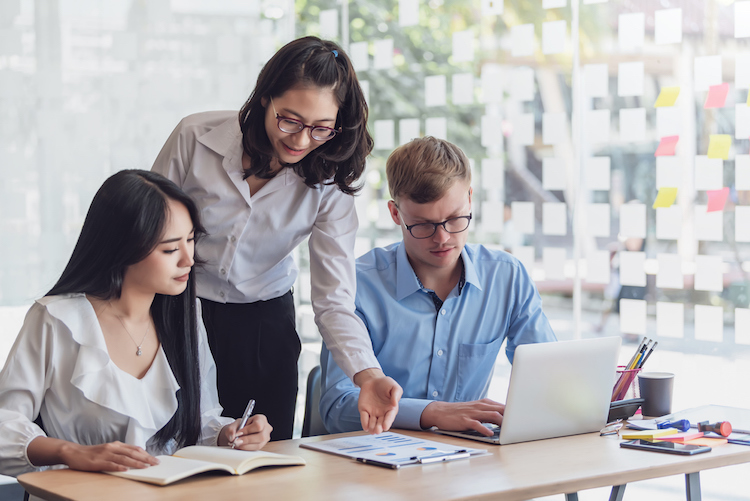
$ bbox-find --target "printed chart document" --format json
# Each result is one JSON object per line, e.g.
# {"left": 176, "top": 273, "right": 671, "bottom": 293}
{"left": 301, "top": 432, "right": 486, "bottom": 468}
{"left": 106, "top": 446, "right": 305, "bottom": 486}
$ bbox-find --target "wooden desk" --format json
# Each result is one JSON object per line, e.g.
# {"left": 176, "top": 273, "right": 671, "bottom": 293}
{"left": 18, "top": 430, "right": 750, "bottom": 501}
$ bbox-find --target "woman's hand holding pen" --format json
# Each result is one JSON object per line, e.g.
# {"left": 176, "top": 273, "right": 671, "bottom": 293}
{"left": 218, "top": 415, "right": 272, "bottom": 451}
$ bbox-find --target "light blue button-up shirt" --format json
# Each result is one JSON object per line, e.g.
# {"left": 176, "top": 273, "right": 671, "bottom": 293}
{"left": 319, "top": 242, "right": 557, "bottom": 433}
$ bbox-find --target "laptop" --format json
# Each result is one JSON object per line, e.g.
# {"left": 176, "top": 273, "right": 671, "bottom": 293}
{"left": 435, "top": 336, "right": 621, "bottom": 445}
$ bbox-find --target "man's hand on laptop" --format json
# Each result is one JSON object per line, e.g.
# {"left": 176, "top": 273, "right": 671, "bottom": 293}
{"left": 355, "top": 368, "right": 404, "bottom": 434}
{"left": 420, "top": 399, "right": 506, "bottom": 436}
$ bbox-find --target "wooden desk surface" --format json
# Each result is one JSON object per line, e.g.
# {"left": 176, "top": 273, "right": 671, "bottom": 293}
{"left": 18, "top": 431, "right": 750, "bottom": 501}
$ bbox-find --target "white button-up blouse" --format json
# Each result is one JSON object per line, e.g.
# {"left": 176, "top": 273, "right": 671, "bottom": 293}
{"left": 151, "top": 111, "right": 379, "bottom": 379}
{"left": 0, "top": 294, "right": 233, "bottom": 477}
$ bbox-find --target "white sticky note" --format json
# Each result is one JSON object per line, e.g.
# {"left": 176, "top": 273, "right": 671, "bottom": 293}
{"left": 656, "top": 253, "right": 683, "bottom": 289}
{"left": 586, "top": 157, "right": 611, "bottom": 190}
{"left": 656, "top": 302, "right": 684, "bottom": 338}
{"left": 544, "top": 0, "right": 566, "bottom": 8}
{"left": 543, "top": 247, "right": 566, "bottom": 280}
{"left": 425, "top": 117, "right": 447, "bottom": 139}
{"left": 587, "top": 203, "right": 611, "bottom": 237}
{"left": 374, "top": 120, "right": 395, "bottom": 150}
{"left": 619, "top": 13, "right": 645, "bottom": 52}
{"left": 511, "top": 67, "right": 535, "bottom": 102}
{"left": 694, "top": 155, "right": 723, "bottom": 190}
{"left": 542, "top": 20, "right": 566, "bottom": 55}
{"left": 349, "top": 41, "right": 369, "bottom": 72}
{"left": 452, "top": 73, "right": 474, "bottom": 105}
{"left": 736, "top": 308, "right": 750, "bottom": 344}
{"left": 319, "top": 9, "right": 338, "bottom": 39}
{"left": 619, "top": 108, "right": 646, "bottom": 142}
{"left": 452, "top": 30, "right": 474, "bottom": 62}
{"left": 399, "top": 0, "right": 419, "bottom": 27}
{"left": 735, "top": 206, "right": 750, "bottom": 242}
{"left": 481, "top": 115, "right": 502, "bottom": 147}
{"left": 620, "top": 251, "right": 646, "bottom": 287}
{"left": 374, "top": 39, "right": 394, "bottom": 69}
{"left": 694, "top": 55, "right": 722, "bottom": 92}
{"left": 482, "top": 159, "right": 504, "bottom": 190}
{"left": 482, "top": 0, "right": 504, "bottom": 15}
{"left": 584, "top": 64, "right": 609, "bottom": 98}
{"left": 655, "top": 206, "right": 682, "bottom": 240}
{"left": 620, "top": 299, "right": 647, "bottom": 335}
{"left": 542, "top": 202, "right": 567, "bottom": 236}
{"left": 399, "top": 118, "right": 420, "bottom": 145}
{"left": 736, "top": 104, "right": 750, "bottom": 140}
{"left": 736, "top": 1, "right": 750, "bottom": 38}
{"left": 514, "top": 113, "right": 535, "bottom": 146}
{"left": 618, "top": 61, "right": 644, "bottom": 97}
{"left": 586, "top": 109, "right": 611, "bottom": 144}
{"left": 736, "top": 155, "right": 750, "bottom": 189}
{"left": 656, "top": 107, "right": 682, "bottom": 138}
{"left": 542, "top": 158, "right": 566, "bottom": 190}
{"left": 511, "top": 24, "right": 534, "bottom": 57}
{"left": 112, "top": 32, "right": 138, "bottom": 61}
{"left": 376, "top": 199, "right": 394, "bottom": 230}
{"left": 481, "top": 201, "right": 505, "bottom": 232}
{"left": 736, "top": 54, "right": 750, "bottom": 89}
{"left": 586, "top": 250, "right": 611, "bottom": 284}
{"left": 655, "top": 8, "right": 682, "bottom": 45}
{"left": 656, "top": 156, "right": 681, "bottom": 189}
{"left": 359, "top": 80, "right": 369, "bottom": 105}
{"left": 481, "top": 64, "right": 504, "bottom": 104}
{"left": 695, "top": 206, "right": 723, "bottom": 241}
{"left": 512, "top": 201, "right": 535, "bottom": 234}
{"left": 620, "top": 203, "right": 647, "bottom": 238}
{"left": 512, "top": 245, "right": 535, "bottom": 273}
{"left": 543, "top": 112, "right": 567, "bottom": 145}
{"left": 425, "top": 75, "right": 447, "bottom": 107}
{"left": 695, "top": 305, "right": 724, "bottom": 343}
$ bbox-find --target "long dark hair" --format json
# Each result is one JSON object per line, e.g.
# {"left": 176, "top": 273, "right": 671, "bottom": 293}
{"left": 239, "top": 36, "right": 373, "bottom": 195}
{"left": 48, "top": 170, "right": 205, "bottom": 449}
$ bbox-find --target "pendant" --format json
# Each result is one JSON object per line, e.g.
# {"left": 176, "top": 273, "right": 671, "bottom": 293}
{"left": 136, "top": 347, "right": 142, "bottom": 356}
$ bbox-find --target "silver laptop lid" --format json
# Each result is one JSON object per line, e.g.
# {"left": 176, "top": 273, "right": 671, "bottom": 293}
{"left": 498, "top": 336, "right": 621, "bottom": 445}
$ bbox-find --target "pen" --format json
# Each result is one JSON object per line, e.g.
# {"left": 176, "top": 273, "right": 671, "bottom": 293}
{"left": 355, "top": 457, "right": 401, "bottom": 469}
{"left": 410, "top": 450, "right": 470, "bottom": 464}
{"left": 638, "top": 341, "right": 657, "bottom": 369}
{"left": 231, "top": 398, "right": 255, "bottom": 448}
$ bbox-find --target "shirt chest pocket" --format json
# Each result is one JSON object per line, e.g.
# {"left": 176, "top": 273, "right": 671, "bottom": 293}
{"left": 455, "top": 337, "right": 504, "bottom": 402}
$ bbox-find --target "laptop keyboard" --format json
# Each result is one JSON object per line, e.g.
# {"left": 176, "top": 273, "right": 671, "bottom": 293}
{"left": 461, "top": 424, "right": 501, "bottom": 438}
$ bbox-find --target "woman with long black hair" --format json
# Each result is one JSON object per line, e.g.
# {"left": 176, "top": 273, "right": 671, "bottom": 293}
{"left": 0, "top": 170, "right": 271, "bottom": 478}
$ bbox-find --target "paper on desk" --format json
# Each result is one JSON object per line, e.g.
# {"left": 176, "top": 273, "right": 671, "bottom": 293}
{"left": 621, "top": 428, "right": 678, "bottom": 440}
{"left": 654, "top": 86, "right": 680, "bottom": 107}
{"left": 685, "top": 437, "right": 728, "bottom": 446}
{"left": 656, "top": 431, "right": 704, "bottom": 442}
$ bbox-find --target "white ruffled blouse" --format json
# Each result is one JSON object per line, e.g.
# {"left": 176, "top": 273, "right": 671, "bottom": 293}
{"left": 0, "top": 294, "right": 233, "bottom": 477}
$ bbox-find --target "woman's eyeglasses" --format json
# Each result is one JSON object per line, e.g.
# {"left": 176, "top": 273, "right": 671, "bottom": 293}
{"left": 270, "top": 97, "right": 341, "bottom": 141}
{"left": 600, "top": 420, "right": 625, "bottom": 436}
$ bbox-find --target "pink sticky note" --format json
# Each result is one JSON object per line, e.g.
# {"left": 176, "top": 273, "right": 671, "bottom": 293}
{"left": 655, "top": 135, "right": 679, "bottom": 156}
{"left": 704, "top": 83, "right": 729, "bottom": 109}
{"left": 706, "top": 187, "right": 730, "bottom": 212}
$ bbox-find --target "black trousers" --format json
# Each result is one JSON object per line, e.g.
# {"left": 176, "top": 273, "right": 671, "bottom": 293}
{"left": 200, "top": 291, "right": 301, "bottom": 441}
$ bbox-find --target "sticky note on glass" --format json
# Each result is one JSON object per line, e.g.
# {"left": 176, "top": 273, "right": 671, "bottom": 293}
{"left": 653, "top": 187, "right": 678, "bottom": 208}
{"left": 704, "top": 83, "right": 729, "bottom": 109}
{"left": 706, "top": 187, "right": 730, "bottom": 212}
{"left": 654, "top": 86, "right": 680, "bottom": 107}
{"left": 655, "top": 135, "right": 679, "bottom": 156}
{"left": 707, "top": 134, "right": 731, "bottom": 159}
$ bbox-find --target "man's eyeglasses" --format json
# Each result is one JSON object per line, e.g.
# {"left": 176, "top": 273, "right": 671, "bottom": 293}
{"left": 395, "top": 204, "right": 472, "bottom": 239}
{"left": 600, "top": 420, "right": 625, "bottom": 436}
{"left": 270, "top": 97, "right": 341, "bottom": 141}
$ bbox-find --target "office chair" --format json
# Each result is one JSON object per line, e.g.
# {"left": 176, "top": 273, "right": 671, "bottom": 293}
{"left": 301, "top": 365, "right": 329, "bottom": 437}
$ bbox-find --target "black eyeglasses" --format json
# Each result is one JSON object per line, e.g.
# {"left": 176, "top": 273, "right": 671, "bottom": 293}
{"left": 395, "top": 204, "right": 472, "bottom": 239}
{"left": 270, "top": 97, "right": 341, "bottom": 141}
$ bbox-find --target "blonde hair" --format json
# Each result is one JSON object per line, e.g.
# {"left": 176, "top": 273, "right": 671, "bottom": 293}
{"left": 386, "top": 137, "right": 471, "bottom": 203}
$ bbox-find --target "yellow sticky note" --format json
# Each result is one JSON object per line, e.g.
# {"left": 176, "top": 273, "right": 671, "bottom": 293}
{"left": 621, "top": 428, "right": 678, "bottom": 440}
{"left": 707, "top": 134, "right": 731, "bottom": 160}
{"left": 652, "top": 187, "right": 678, "bottom": 209}
{"left": 654, "top": 86, "right": 680, "bottom": 107}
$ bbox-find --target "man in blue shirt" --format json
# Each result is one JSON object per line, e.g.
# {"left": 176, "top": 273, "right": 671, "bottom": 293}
{"left": 320, "top": 137, "right": 557, "bottom": 436}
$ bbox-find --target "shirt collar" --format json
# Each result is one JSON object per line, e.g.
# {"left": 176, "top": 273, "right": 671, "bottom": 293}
{"left": 394, "top": 243, "right": 482, "bottom": 301}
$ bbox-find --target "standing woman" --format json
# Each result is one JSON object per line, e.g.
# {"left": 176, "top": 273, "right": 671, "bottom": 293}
{"left": 0, "top": 170, "right": 271, "bottom": 479}
{"left": 152, "top": 36, "right": 401, "bottom": 440}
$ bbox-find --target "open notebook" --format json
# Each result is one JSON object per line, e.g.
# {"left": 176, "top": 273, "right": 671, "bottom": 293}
{"left": 106, "top": 446, "right": 305, "bottom": 486}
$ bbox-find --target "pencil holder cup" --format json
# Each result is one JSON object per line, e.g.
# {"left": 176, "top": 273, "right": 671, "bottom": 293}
{"left": 612, "top": 366, "right": 641, "bottom": 401}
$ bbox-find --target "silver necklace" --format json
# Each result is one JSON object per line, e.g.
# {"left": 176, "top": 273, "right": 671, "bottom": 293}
{"left": 109, "top": 302, "right": 150, "bottom": 356}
